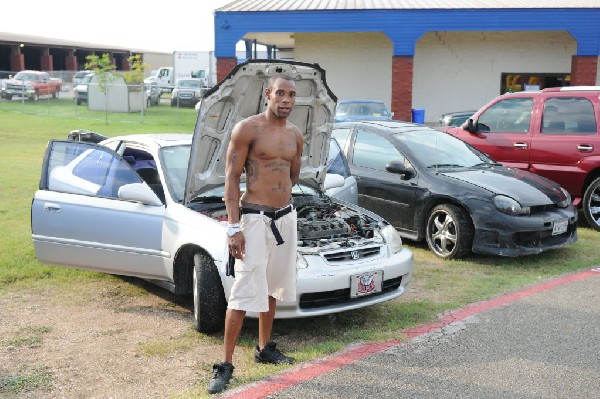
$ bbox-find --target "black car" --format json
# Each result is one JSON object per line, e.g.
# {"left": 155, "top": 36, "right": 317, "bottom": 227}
{"left": 332, "top": 120, "right": 578, "bottom": 259}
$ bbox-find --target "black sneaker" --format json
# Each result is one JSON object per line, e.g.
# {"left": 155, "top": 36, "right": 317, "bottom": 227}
{"left": 207, "top": 362, "right": 234, "bottom": 394}
{"left": 254, "top": 341, "right": 295, "bottom": 364}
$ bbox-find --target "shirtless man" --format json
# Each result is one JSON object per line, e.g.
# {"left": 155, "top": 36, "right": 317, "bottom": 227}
{"left": 208, "top": 74, "right": 303, "bottom": 395}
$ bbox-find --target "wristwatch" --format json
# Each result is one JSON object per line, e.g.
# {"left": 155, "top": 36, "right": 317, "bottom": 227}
{"left": 226, "top": 227, "right": 240, "bottom": 237}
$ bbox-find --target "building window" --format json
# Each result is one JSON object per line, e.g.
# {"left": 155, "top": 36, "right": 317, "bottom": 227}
{"left": 501, "top": 73, "right": 570, "bottom": 94}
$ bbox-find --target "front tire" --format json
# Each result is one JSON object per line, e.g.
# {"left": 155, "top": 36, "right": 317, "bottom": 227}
{"left": 426, "top": 203, "right": 473, "bottom": 259}
{"left": 193, "top": 252, "right": 226, "bottom": 333}
{"left": 582, "top": 177, "right": 600, "bottom": 231}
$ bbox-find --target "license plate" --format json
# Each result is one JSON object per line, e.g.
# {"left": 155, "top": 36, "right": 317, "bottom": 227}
{"left": 350, "top": 271, "right": 383, "bottom": 298}
{"left": 552, "top": 219, "right": 568, "bottom": 235}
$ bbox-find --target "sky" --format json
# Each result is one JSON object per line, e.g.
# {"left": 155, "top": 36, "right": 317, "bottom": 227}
{"left": 1, "top": 0, "right": 235, "bottom": 53}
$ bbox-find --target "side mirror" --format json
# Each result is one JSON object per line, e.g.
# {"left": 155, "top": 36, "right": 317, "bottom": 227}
{"left": 465, "top": 118, "right": 477, "bottom": 133}
{"left": 118, "top": 183, "right": 163, "bottom": 206}
{"left": 386, "top": 161, "right": 415, "bottom": 180}
{"left": 323, "top": 173, "right": 345, "bottom": 190}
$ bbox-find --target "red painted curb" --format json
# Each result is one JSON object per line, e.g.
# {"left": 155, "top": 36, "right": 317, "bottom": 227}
{"left": 224, "top": 268, "right": 600, "bottom": 399}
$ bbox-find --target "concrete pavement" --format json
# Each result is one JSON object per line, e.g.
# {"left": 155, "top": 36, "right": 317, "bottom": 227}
{"left": 224, "top": 268, "right": 600, "bottom": 399}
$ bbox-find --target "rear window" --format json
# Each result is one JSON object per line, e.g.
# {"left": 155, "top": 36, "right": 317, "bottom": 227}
{"left": 541, "top": 97, "right": 597, "bottom": 134}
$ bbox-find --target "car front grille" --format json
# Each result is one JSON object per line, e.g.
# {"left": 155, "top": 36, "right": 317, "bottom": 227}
{"left": 514, "top": 223, "right": 576, "bottom": 247}
{"left": 6, "top": 83, "right": 27, "bottom": 91}
{"left": 299, "top": 275, "right": 403, "bottom": 310}
{"left": 323, "top": 246, "right": 381, "bottom": 263}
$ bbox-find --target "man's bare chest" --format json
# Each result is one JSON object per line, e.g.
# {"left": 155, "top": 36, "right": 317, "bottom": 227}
{"left": 250, "top": 133, "right": 297, "bottom": 161}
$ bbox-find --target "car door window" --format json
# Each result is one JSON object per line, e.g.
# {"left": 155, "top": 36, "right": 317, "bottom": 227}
{"left": 327, "top": 138, "right": 350, "bottom": 178}
{"left": 46, "top": 141, "right": 142, "bottom": 199}
{"left": 332, "top": 127, "right": 352, "bottom": 150}
{"left": 352, "top": 129, "right": 404, "bottom": 171}
{"left": 478, "top": 97, "right": 533, "bottom": 133}
{"left": 541, "top": 97, "right": 597, "bottom": 134}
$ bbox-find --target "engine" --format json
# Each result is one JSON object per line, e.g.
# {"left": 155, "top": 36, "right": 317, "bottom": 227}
{"left": 294, "top": 196, "right": 379, "bottom": 247}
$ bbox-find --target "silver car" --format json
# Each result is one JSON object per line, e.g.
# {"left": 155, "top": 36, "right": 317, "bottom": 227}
{"left": 31, "top": 60, "right": 413, "bottom": 333}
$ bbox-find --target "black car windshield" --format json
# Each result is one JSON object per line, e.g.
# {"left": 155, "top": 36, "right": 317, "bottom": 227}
{"left": 398, "top": 130, "right": 493, "bottom": 169}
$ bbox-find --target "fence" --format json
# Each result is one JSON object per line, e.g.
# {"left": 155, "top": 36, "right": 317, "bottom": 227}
{"left": 0, "top": 80, "right": 199, "bottom": 126}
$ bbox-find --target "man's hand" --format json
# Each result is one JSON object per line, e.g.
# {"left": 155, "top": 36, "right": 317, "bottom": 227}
{"left": 228, "top": 232, "right": 246, "bottom": 259}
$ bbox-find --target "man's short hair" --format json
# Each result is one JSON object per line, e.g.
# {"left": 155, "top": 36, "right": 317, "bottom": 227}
{"left": 267, "top": 73, "right": 294, "bottom": 89}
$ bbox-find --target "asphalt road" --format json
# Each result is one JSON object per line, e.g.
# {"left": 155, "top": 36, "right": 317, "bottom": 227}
{"left": 225, "top": 268, "right": 600, "bottom": 399}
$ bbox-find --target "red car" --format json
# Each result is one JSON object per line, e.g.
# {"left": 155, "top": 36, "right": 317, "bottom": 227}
{"left": 444, "top": 87, "right": 600, "bottom": 231}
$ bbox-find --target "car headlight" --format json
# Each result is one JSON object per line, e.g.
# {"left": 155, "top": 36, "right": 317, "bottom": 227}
{"left": 381, "top": 224, "right": 403, "bottom": 254}
{"left": 558, "top": 187, "right": 571, "bottom": 208}
{"left": 296, "top": 253, "right": 308, "bottom": 269}
{"left": 493, "top": 195, "right": 530, "bottom": 215}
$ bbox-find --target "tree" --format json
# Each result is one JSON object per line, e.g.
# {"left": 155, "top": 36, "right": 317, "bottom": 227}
{"left": 84, "top": 54, "right": 117, "bottom": 94}
{"left": 84, "top": 53, "right": 117, "bottom": 124}
{"left": 123, "top": 54, "right": 149, "bottom": 86}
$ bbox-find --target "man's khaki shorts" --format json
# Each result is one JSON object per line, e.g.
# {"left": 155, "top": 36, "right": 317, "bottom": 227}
{"left": 227, "top": 210, "right": 297, "bottom": 313}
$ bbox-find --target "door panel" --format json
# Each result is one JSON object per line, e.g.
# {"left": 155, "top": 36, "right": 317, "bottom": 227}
{"left": 31, "top": 141, "right": 167, "bottom": 279}
{"left": 347, "top": 129, "right": 417, "bottom": 231}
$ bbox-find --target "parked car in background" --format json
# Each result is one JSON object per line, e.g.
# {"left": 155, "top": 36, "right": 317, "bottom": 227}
{"left": 2, "top": 70, "right": 62, "bottom": 101}
{"left": 74, "top": 73, "right": 93, "bottom": 105}
{"left": 31, "top": 60, "right": 413, "bottom": 333}
{"left": 443, "top": 87, "right": 600, "bottom": 231}
{"left": 335, "top": 99, "right": 393, "bottom": 123}
{"left": 333, "top": 120, "right": 577, "bottom": 259}
{"left": 437, "top": 110, "right": 476, "bottom": 128}
{"left": 73, "top": 70, "right": 93, "bottom": 86}
{"left": 145, "top": 79, "right": 161, "bottom": 106}
{"left": 171, "top": 78, "right": 205, "bottom": 107}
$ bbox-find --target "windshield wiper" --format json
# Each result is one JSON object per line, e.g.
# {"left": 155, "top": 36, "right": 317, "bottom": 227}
{"left": 472, "top": 161, "right": 502, "bottom": 167}
{"left": 190, "top": 196, "right": 224, "bottom": 203}
{"left": 427, "top": 164, "right": 464, "bottom": 169}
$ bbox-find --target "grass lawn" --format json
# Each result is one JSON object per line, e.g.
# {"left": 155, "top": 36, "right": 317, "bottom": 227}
{"left": 1, "top": 102, "right": 600, "bottom": 397}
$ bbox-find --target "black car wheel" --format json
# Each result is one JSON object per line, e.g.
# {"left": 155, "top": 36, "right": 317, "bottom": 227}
{"left": 583, "top": 177, "right": 600, "bottom": 231}
{"left": 192, "top": 252, "right": 226, "bottom": 333}
{"left": 425, "top": 204, "right": 473, "bottom": 259}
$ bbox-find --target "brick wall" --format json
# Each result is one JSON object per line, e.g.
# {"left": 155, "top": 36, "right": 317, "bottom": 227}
{"left": 571, "top": 56, "right": 598, "bottom": 86}
{"left": 216, "top": 58, "right": 238, "bottom": 84}
{"left": 392, "top": 56, "right": 413, "bottom": 122}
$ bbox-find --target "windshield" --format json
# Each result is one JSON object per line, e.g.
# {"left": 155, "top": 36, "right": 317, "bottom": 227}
{"left": 337, "top": 102, "right": 390, "bottom": 117}
{"left": 81, "top": 74, "right": 94, "bottom": 84}
{"left": 177, "top": 80, "right": 202, "bottom": 88}
{"left": 398, "top": 130, "right": 494, "bottom": 169}
{"left": 160, "top": 145, "right": 191, "bottom": 202}
{"left": 13, "top": 72, "right": 38, "bottom": 81}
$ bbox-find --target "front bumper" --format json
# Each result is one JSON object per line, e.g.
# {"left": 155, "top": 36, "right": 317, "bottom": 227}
{"left": 244, "top": 246, "right": 414, "bottom": 319}
{"left": 6, "top": 87, "right": 35, "bottom": 96}
{"left": 470, "top": 203, "right": 578, "bottom": 256}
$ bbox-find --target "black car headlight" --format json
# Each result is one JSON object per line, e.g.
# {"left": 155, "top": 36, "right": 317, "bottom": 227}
{"left": 558, "top": 187, "right": 571, "bottom": 208}
{"left": 493, "top": 195, "right": 530, "bottom": 215}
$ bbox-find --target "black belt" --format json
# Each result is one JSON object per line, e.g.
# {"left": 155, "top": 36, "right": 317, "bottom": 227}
{"left": 241, "top": 204, "right": 294, "bottom": 246}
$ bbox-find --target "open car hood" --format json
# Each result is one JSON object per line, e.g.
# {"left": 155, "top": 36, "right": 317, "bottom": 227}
{"left": 184, "top": 60, "right": 337, "bottom": 204}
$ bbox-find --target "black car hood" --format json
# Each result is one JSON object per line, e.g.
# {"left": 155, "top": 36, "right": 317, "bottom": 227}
{"left": 440, "top": 167, "right": 566, "bottom": 206}
{"left": 184, "top": 60, "right": 337, "bottom": 204}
